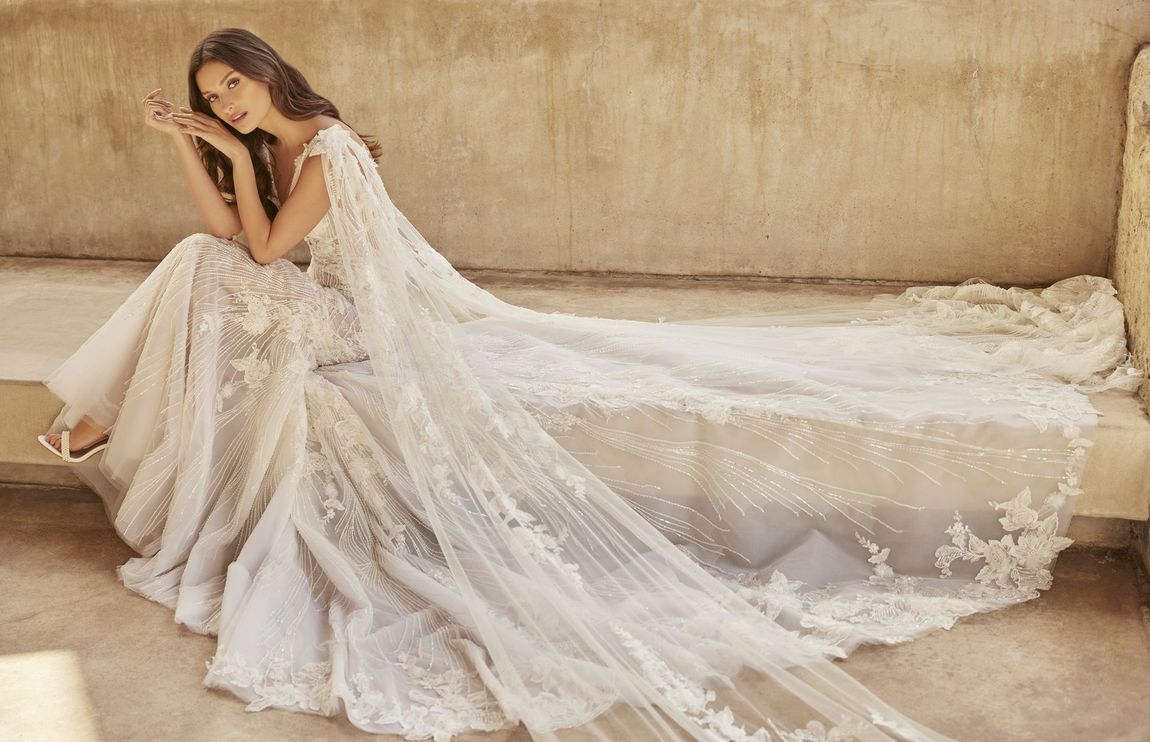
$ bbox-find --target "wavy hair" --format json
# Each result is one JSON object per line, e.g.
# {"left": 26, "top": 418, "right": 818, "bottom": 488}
{"left": 186, "top": 28, "right": 382, "bottom": 219}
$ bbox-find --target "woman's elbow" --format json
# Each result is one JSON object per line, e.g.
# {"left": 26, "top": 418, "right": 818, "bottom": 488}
{"left": 249, "top": 245, "right": 278, "bottom": 266}
{"left": 206, "top": 216, "right": 243, "bottom": 241}
{"left": 206, "top": 221, "right": 240, "bottom": 241}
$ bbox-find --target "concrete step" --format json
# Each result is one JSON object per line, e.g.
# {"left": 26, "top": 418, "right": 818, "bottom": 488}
{"left": 3, "top": 256, "right": 1147, "bottom": 545}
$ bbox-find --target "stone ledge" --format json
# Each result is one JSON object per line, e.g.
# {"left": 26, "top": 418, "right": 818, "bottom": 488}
{"left": 3, "top": 257, "right": 1148, "bottom": 531}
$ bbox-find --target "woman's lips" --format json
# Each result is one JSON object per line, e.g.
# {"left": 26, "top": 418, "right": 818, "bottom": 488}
{"left": 231, "top": 112, "right": 247, "bottom": 124}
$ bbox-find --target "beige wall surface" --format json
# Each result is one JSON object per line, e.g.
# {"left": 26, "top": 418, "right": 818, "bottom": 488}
{"left": 2, "top": 1, "right": 1148, "bottom": 282}
{"left": 1114, "top": 47, "right": 1150, "bottom": 407}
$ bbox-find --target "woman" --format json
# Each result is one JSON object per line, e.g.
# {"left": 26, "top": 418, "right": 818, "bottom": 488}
{"left": 37, "top": 27, "right": 1138, "bottom": 740}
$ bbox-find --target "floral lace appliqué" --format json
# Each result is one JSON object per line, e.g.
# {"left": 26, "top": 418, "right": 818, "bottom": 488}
{"left": 935, "top": 487, "right": 1074, "bottom": 594}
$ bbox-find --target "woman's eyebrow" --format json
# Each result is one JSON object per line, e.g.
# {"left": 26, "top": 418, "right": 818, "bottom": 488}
{"left": 201, "top": 69, "right": 236, "bottom": 95}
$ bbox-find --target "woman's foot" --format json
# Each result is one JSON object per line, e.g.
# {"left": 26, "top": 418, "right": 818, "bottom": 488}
{"left": 41, "top": 416, "right": 109, "bottom": 454}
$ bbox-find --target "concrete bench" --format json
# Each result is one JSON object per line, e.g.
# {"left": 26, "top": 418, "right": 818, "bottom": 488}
{"left": 3, "top": 256, "right": 1146, "bottom": 550}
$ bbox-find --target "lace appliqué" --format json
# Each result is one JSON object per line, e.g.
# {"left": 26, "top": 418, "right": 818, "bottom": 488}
{"left": 768, "top": 719, "right": 873, "bottom": 741}
{"left": 969, "top": 378, "right": 1095, "bottom": 437}
{"left": 301, "top": 375, "right": 406, "bottom": 545}
{"left": 935, "top": 487, "right": 1075, "bottom": 593}
{"left": 727, "top": 436, "right": 1092, "bottom": 655}
{"left": 612, "top": 624, "right": 873, "bottom": 742}
{"left": 204, "top": 655, "right": 334, "bottom": 714}
{"left": 612, "top": 623, "right": 771, "bottom": 741}
{"left": 390, "top": 314, "right": 589, "bottom": 587}
{"left": 205, "top": 653, "right": 510, "bottom": 742}
{"left": 348, "top": 653, "right": 509, "bottom": 741}
{"left": 935, "top": 433, "right": 1089, "bottom": 594}
{"left": 230, "top": 344, "right": 272, "bottom": 386}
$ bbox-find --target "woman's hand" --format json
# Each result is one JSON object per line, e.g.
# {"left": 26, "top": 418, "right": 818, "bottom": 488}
{"left": 142, "top": 88, "right": 181, "bottom": 135}
{"left": 170, "top": 109, "right": 245, "bottom": 160}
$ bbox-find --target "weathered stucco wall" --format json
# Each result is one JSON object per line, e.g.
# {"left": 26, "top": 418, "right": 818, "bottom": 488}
{"left": 1114, "top": 47, "right": 1150, "bottom": 407}
{"left": 1, "top": 1, "right": 1148, "bottom": 281}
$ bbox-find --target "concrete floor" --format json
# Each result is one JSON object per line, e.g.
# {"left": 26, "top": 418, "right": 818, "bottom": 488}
{"left": 1, "top": 484, "right": 1149, "bottom": 742}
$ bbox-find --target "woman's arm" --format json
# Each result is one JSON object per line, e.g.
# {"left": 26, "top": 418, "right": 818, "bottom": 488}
{"left": 167, "top": 109, "right": 329, "bottom": 264}
{"left": 170, "top": 131, "right": 243, "bottom": 239}
{"left": 231, "top": 150, "right": 330, "bottom": 265}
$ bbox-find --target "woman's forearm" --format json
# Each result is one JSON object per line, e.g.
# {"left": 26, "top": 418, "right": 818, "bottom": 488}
{"left": 230, "top": 151, "right": 272, "bottom": 261}
{"left": 170, "top": 132, "right": 242, "bottom": 239}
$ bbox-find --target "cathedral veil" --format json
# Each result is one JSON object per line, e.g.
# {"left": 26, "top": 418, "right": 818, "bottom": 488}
{"left": 312, "top": 120, "right": 1111, "bottom": 740}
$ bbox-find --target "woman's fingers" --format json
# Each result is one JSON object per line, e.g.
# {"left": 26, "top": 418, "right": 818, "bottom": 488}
{"left": 142, "top": 89, "right": 175, "bottom": 120}
{"left": 173, "top": 114, "right": 204, "bottom": 131}
{"left": 145, "top": 100, "right": 173, "bottom": 122}
{"left": 143, "top": 91, "right": 180, "bottom": 130}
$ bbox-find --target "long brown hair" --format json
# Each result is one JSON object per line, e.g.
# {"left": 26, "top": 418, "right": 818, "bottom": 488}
{"left": 186, "top": 28, "right": 382, "bottom": 219}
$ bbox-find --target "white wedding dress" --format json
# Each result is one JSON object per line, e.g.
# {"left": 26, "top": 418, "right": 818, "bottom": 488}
{"left": 43, "top": 124, "right": 1140, "bottom": 741}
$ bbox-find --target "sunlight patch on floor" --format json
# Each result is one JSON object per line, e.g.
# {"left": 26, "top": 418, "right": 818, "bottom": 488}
{"left": 0, "top": 650, "right": 102, "bottom": 742}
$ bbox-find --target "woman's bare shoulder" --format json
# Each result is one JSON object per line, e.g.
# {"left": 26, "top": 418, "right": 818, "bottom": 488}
{"left": 314, "top": 115, "right": 368, "bottom": 150}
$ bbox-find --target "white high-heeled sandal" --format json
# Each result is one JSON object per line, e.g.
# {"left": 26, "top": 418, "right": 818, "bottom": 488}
{"left": 37, "top": 429, "right": 110, "bottom": 463}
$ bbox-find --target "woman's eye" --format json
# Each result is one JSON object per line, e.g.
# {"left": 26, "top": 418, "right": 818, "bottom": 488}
{"left": 228, "top": 78, "right": 238, "bottom": 88}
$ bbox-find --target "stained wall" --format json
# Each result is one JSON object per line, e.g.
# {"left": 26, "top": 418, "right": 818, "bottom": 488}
{"left": 1114, "top": 47, "right": 1150, "bottom": 406}
{"left": 2, "top": 1, "right": 1148, "bottom": 282}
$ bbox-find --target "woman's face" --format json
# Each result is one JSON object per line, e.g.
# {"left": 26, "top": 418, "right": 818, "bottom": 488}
{"left": 194, "top": 60, "right": 272, "bottom": 133}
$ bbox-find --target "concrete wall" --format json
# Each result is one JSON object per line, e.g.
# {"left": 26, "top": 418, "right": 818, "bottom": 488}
{"left": 1114, "top": 47, "right": 1150, "bottom": 408}
{"left": 1, "top": 1, "right": 1148, "bottom": 282}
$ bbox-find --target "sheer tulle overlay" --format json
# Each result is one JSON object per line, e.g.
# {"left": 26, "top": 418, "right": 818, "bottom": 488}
{"left": 44, "top": 125, "right": 1140, "bottom": 741}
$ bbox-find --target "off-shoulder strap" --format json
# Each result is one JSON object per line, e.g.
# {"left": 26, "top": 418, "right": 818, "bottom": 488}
{"left": 305, "top": 124, "right": 358, "bottom": 159}
{"left": 288, "top": 126, "right": 357, "bottom": 195}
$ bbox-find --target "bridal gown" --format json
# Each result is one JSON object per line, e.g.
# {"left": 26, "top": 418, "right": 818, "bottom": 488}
{"left": 43, "top": 124, "right": 1140, "bottom": 741}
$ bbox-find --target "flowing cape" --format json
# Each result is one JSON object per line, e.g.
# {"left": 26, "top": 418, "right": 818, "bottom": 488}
{"left": 310, "top": 123, "right": 1138, "bottom": 740}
